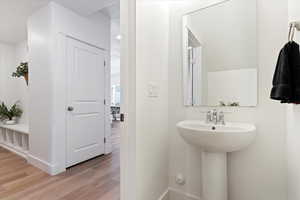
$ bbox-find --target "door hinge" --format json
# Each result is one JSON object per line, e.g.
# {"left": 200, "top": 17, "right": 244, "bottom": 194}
{"left": 104, "top": 99, "right": 106, "bottom": 105}
{"left": 104, "top": 60, "right": 106, "bottom": 67}
{"left": 104, "top": 137, "right": 106, "bottom": 143}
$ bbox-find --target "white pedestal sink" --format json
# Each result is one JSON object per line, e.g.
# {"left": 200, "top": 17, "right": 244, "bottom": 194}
{"left": 177, "top": 120, "right": 256, "bottom": 200}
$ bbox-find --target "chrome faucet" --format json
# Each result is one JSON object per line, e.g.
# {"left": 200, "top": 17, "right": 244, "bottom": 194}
{"left": 206, "top": 110, "right": 225, "bottom": 125}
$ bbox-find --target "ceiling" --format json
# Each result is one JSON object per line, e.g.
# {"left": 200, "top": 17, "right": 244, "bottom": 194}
{"left": 100, "top": 2, "right": 120, "bottom": 20}
{"left": 0, "top": 0, "right": 119, "bottom": 44}
{"left": 54, "top": 0, "right": 118, "bottom": 16}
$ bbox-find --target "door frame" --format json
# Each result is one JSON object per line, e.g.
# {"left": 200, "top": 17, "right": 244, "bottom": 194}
{"left": 52, "top": 0, "right": 137, "bottom": 197}
{"left": 120, "top": 0, "right": 136, "bottom": 199}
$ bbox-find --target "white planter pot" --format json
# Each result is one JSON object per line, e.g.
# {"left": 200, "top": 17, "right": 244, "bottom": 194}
{"left": 5, "top": 120, "right": 17, "bottom": 125}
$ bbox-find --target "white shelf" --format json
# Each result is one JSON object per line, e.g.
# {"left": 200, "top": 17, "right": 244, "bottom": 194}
{"left": 0, "top": 124, "right": 29, "bottom": 135}
{"left": 0, "top": 124, "right": 29, "bottom": 159}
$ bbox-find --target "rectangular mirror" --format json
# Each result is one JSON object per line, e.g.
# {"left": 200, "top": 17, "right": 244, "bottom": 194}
{"left": 182, "top": 0, "right": 257, "bottom": 107}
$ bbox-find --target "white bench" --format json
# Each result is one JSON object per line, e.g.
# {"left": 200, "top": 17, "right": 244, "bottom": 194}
{"left": 0, "top": 124, "right": 29, "bottom": 159}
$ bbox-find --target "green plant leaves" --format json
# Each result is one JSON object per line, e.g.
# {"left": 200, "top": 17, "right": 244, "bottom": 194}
{"left": 0, "top": 102, "right": 23, "bottom": 121}
{"left": 12, "top": 62, "right": 28, "bottom": 78}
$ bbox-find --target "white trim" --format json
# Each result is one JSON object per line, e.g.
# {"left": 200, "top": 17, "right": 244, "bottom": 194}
{"left": 158, "top": 189, "right": 169, "bottom": 200}
{"left": 27, "top": 154, "right": 65, "bottom": 175}
{"left": 51, "top": 164, "right": 66, "bottom": 176}
{"left": 168, "top": 188, "right": 201, "bottom": 200}
{"left": 180, "top": 0, "right": 230, "bottom": 16}
{"left": 104, "top": 52, "right": 112, "bottom": 154}
{"left": 158, "top": 188, "right": 202, "bottom": 200}
{"left": 0, "top": 143, "right": 28, "bottom": 160}
{"left": 65, "top": 35, "right": 106, "bottom": 51}
{"left": 120, "top": 0, "right": 136, "bottom": 199}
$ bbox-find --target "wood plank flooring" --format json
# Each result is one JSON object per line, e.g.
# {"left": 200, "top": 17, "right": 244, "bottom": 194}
{"left": 0, "top": 122, "right": 120, "bottom": 200}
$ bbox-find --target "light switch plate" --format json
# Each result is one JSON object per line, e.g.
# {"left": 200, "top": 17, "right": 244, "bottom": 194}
{"left": 148, "top": 82, "right": 159, "bottom": 97}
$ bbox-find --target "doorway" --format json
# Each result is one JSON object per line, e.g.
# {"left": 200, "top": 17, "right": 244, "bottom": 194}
{"left": 0, "top": 2, "right": 132, "bottom": 200}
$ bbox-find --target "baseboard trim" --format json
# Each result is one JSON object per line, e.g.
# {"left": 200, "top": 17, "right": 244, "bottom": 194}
{"left": 51, "top": 164, "right": 66, "bottom": 175}
{"left": 158, "top": 188, "right": 169, "bottom": 200}
{"left": 0, "top": 144, "right": 65, "bottom": 176}
{"left": 0, "top": 143, "right": 28, "bottom": 160}
{"left": 168, "top": 187, "right": 201, "bottom": 200}
{"left": 27, "top": 154, "right": 65, "bottom": 175}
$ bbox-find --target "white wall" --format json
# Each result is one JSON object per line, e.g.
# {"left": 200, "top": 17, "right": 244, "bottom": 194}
{"left": 168, "top": 0, "right": 288, "bottom": 199}
{"left": 28, "top": 2, "right": 111, "bottom": 174}
{"left": 110, "top": 18, "right": 120, "bottom": 76}
{"left": 111, "top": 73, "right": 120, "bottom": 86}
{"left": 287, "top": 106, "right": 300, "bottom": 200}
{"left": 288, "top": 0, "right": 300, "bottom": 22}
{"left": 110, "top": 19, "right": 120, "bottom": 89}
{"left": 0, "top": 42, "right": 28, "bottom": 124}
{"left": 136, "top": 1, "right": 170, "bottom": 199}
{"left": 287, "top": 1, "right": 300, "bottom": 200}
{"left": 28, "top": 4, "right": 54, "bottom": 171}
{"left": 15, "top": 41, "right": 29, "bottom": 124}
{"left": 0, "top": 43, "right": 15, "bottom": 105}
{"left": 0, "top": 45, "right": 6, "bottom": 102}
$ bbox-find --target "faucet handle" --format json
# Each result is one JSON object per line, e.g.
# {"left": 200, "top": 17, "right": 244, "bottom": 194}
{"left": 211, "top": 109, "right": 218, "bottom": 116}
{"left": 218, "top": 111, "right": 225, "bottom": 125}
{"left": 206, "top": 110, "right": 212, "bottom": 123}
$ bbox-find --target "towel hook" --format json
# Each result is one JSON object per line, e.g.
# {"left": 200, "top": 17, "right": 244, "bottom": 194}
{"left": 289, "top": 23, "right": 293, "bottom": 42}
{"left": 289, "top": 22, "right": 300, "bottom": 42}
{"left": 289, "top": 23, "right": 297, "bottom": 42}
{"left": 291, "top": 23, "right": 296, "bottom": 41}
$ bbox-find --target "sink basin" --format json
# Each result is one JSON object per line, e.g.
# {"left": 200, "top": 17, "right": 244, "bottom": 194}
{"left": 177, "top": 120, "right": 256, "bottom": 200}
{"left": 177, "top": 120, "right": 256, "bottom": 152}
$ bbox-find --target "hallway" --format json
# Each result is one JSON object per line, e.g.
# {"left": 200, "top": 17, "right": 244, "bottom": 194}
{"left": 0, "top": 122, "right": 120, "bottom": 200}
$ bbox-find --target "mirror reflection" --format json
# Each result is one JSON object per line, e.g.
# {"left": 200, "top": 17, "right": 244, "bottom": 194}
{"left": 183, "top": 0, "right": 257, "bottom": 107}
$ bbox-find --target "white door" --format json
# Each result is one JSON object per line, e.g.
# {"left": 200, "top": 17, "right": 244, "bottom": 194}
{"left": 66, "top": 38, "right": 106, "bottom": 167}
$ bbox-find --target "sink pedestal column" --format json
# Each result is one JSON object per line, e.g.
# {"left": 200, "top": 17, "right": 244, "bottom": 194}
{"left": 201, "top": 152, "right": 227, "bottom": 200}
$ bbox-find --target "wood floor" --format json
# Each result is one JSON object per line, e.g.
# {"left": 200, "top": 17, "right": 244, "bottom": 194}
{"left": 0, "top": 122, "right": 120, "bottom": 200}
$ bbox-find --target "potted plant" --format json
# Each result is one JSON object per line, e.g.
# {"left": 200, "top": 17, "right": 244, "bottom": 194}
{"left": 12, "top": 62, "right": 29, "bottom": 85}
{"left": 0, "top": 102, "right": 23, "bottom": 125}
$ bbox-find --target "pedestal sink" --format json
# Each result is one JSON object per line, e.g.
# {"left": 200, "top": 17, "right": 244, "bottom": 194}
{"left": 177, "top": 120, "right": 256, "bottom": 200}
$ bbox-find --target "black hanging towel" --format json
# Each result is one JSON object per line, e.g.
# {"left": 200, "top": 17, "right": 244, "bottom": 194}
{"left": 270, "top": 41, "right": 300, "bottom": 103}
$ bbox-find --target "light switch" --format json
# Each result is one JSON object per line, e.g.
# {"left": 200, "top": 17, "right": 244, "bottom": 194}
{"left": 148, "top": 82, "right": 159, "bottom": 97}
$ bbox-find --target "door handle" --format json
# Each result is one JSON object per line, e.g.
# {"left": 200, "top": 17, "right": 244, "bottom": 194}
{"left": 67, "top": 106, "right": 74, "bottom": 111}
{"left": 120, "top": 113, "right": 125, "bottom": 122}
